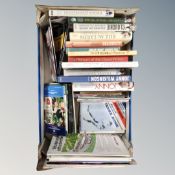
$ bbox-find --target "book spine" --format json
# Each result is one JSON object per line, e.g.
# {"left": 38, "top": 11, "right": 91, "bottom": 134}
{"left": 106, "top": 103, "right": 126, "bottom": 130}
{"left": 68, "top": 50, "right": 137, "bottom": 56}
{"left": 68, "top": 17, "right": 133, "bottom": 23}
{"left": 68, "top": 56, "right": 128, "bottom": 62}
{"left": 69, "top": 31, "right": 132, "bottom": 42}
{"left": 63, "top": 69, "right": 125, "bottom": 76}
{"left": 62, "top": 61, "right": 139, "bottom": 69}
{"left": 57, "top": 75, "right": 131, "bottom": 83}
{"left": 112, "top": 102, "right": 126, "bottom": 128}
{"left": 73, "top": 23, "right": 135, "bottom": 32}
{"left": 67, "top": 47, "right": 120, "bottom": 52}
{"left": 49, "top": 9, "right": 114, "bottom": 17}
{"left": 72, "top": 82, "right": 134, "bottom": 92}
{"left": 66, "top": 41, "right": 123, "bottom": 48}
{"left": 67, "top": 84, "right": 75, "bottom": 133}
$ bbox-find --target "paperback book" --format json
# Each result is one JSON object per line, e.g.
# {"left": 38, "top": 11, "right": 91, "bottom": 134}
{"left": 63, "top": 68, "right": 130, "bottom": 76}
{"left": 72, "top": 82, "right": 134, "bottom": 91}
{"left": 44, "top": 84, "right": 68, "bottom": 136}
{"left": 62, "top": 61, "right": 138, "bottom": 69}
{"left": 68, "top": 17, "right": 134, "bottom": 24}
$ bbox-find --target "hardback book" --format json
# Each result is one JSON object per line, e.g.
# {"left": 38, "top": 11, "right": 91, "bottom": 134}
{"left": 49, "top": 9, "right": 115, "bottom": 17}
{"left": 57, "top": 75, "right": 131, "bottom": 83}
{"left": 68, "top": 17, "right": 134, "bottom": 24}
{"left": 73, "top": 23, "right": 135, "bottom": 32}
{"left": 67, "top": 49, "right": 137, "bottom": 57}
{"left": 72, "top": 82, "right": 134, "bottom": 91}
{"left": 69, "top": 31, "right": 133, "bottom": 44}
{"left": 63, "top": 68, "right": 130, "bottom": 76}
{"left": 66, "top": 41, "right": 123, "bottom": 48}
{"left": 68, "top": 56, "right": 129, "bottom": 62}
{"left": 62, "top": 61, "right": 138, "bottom": 69}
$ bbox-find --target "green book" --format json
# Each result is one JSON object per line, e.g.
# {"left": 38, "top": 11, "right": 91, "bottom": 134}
{"left": 68, "top": 17, "right": 132, "bottom": 24}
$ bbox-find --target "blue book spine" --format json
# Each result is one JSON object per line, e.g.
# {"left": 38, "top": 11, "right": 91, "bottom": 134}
{"left": 57, "top": 75, "right": 131, "bottom": 83}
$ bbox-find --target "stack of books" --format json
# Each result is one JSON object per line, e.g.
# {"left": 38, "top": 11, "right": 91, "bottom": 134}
{"left": 36, "top": 5, "right": 139, "bottom": 169}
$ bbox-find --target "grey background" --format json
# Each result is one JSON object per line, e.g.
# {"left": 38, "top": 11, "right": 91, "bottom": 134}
{"left": 0, "top": 0, "right": 175, "bottom": 174}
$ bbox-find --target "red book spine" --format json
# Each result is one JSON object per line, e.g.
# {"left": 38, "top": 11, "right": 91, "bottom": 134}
{"left": 112, "top": 102, "right": 126, "bottom": 128}
{"left": 68, "top": 56, "right": 128, "bottom": 62}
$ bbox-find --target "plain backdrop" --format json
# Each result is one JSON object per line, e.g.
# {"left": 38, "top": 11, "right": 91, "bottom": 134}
{"left": 0, "top": 0, "right": 175, "bottom": 174}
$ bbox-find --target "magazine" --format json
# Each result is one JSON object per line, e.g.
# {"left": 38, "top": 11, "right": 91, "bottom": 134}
{"left": 79, "top": 101, "right": 126, "bottom": 133}
{"left": 47, "top": 133, "right": 130, "bottom": 159}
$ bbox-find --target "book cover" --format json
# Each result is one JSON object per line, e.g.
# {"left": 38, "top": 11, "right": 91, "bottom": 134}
{"left": 44, "top": 84, "right": 68, "bottom": 136}
{"left": 80, "top": 102, "right": 125, "bottom": 133}
{"left": 57, "top": 75, "right": 131, "bottom": 83}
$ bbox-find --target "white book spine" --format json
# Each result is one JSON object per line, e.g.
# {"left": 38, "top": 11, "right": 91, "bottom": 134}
{"left": 73, "top": 23, "right": 135, "bottom": 32}
{"left": 49, "top": 9, "right": 114, "bottom": 17}
{"left": 64, "top": 69, "right": 124, "bottom": 76}
{"left": 62, "top": 61, "right": 139, "bottom": 69}
{"left": 72, "top": 82, "right": 134, "bottom": 92}
{"left": 69, "top": 31, "right": 132, "bottom": 42}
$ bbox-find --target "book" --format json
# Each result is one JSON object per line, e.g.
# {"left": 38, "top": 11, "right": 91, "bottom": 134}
{"left": 49, "top": 9, "right": 114, "bottom": 17}
{"left": 69, "top": 31, "right": 132, "bottom": 44}
{"left": 67, "top": 50, "right": 137, "bottom": 57}
{"left": 47, "top": 133, "right": 130, "bottom": 158}
{"left": 67, "top": 84, "right": 75, "bottom": 133}
{"left": 66, "top": 41, "right": 123, "bottom": 48}
{"left": 67, "top": 47, "right": 121, "bottom": 52}
{"left": 68, "top": 17, "right": 133, "bottom": 24}
{"left": 44, "top": 84, "right": 68, "bottom": 136}
{"left": 63, "top": 68, "right": 130, "bottom": 76}
{"left": 47, "top": 156, "right": 132, "bottom": 163}
{"left": 72, "top": 82, "right": 134, "bottom": 92}
{"left": 79, "top": 101, "right": 125, "bottom": 133}
{"left": 45, "top": 24, "right": 57, "bottom": 81}
{"left": 73, "top": 23, "right": 135, "bottom": 32}
{"left": 109, "top": 102, "right": 126, "bottom": 130}
{"left": 78, "top": 91, "right": 129, "bottom": 99}
{"left": 62, "top": 61, "right": 139, "bottom": 69}
{"left": 68, "top": 56, "right": 129, "bottom": 62}
{"left": 57, "top": 75, "right": 131, "bottom": 83}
